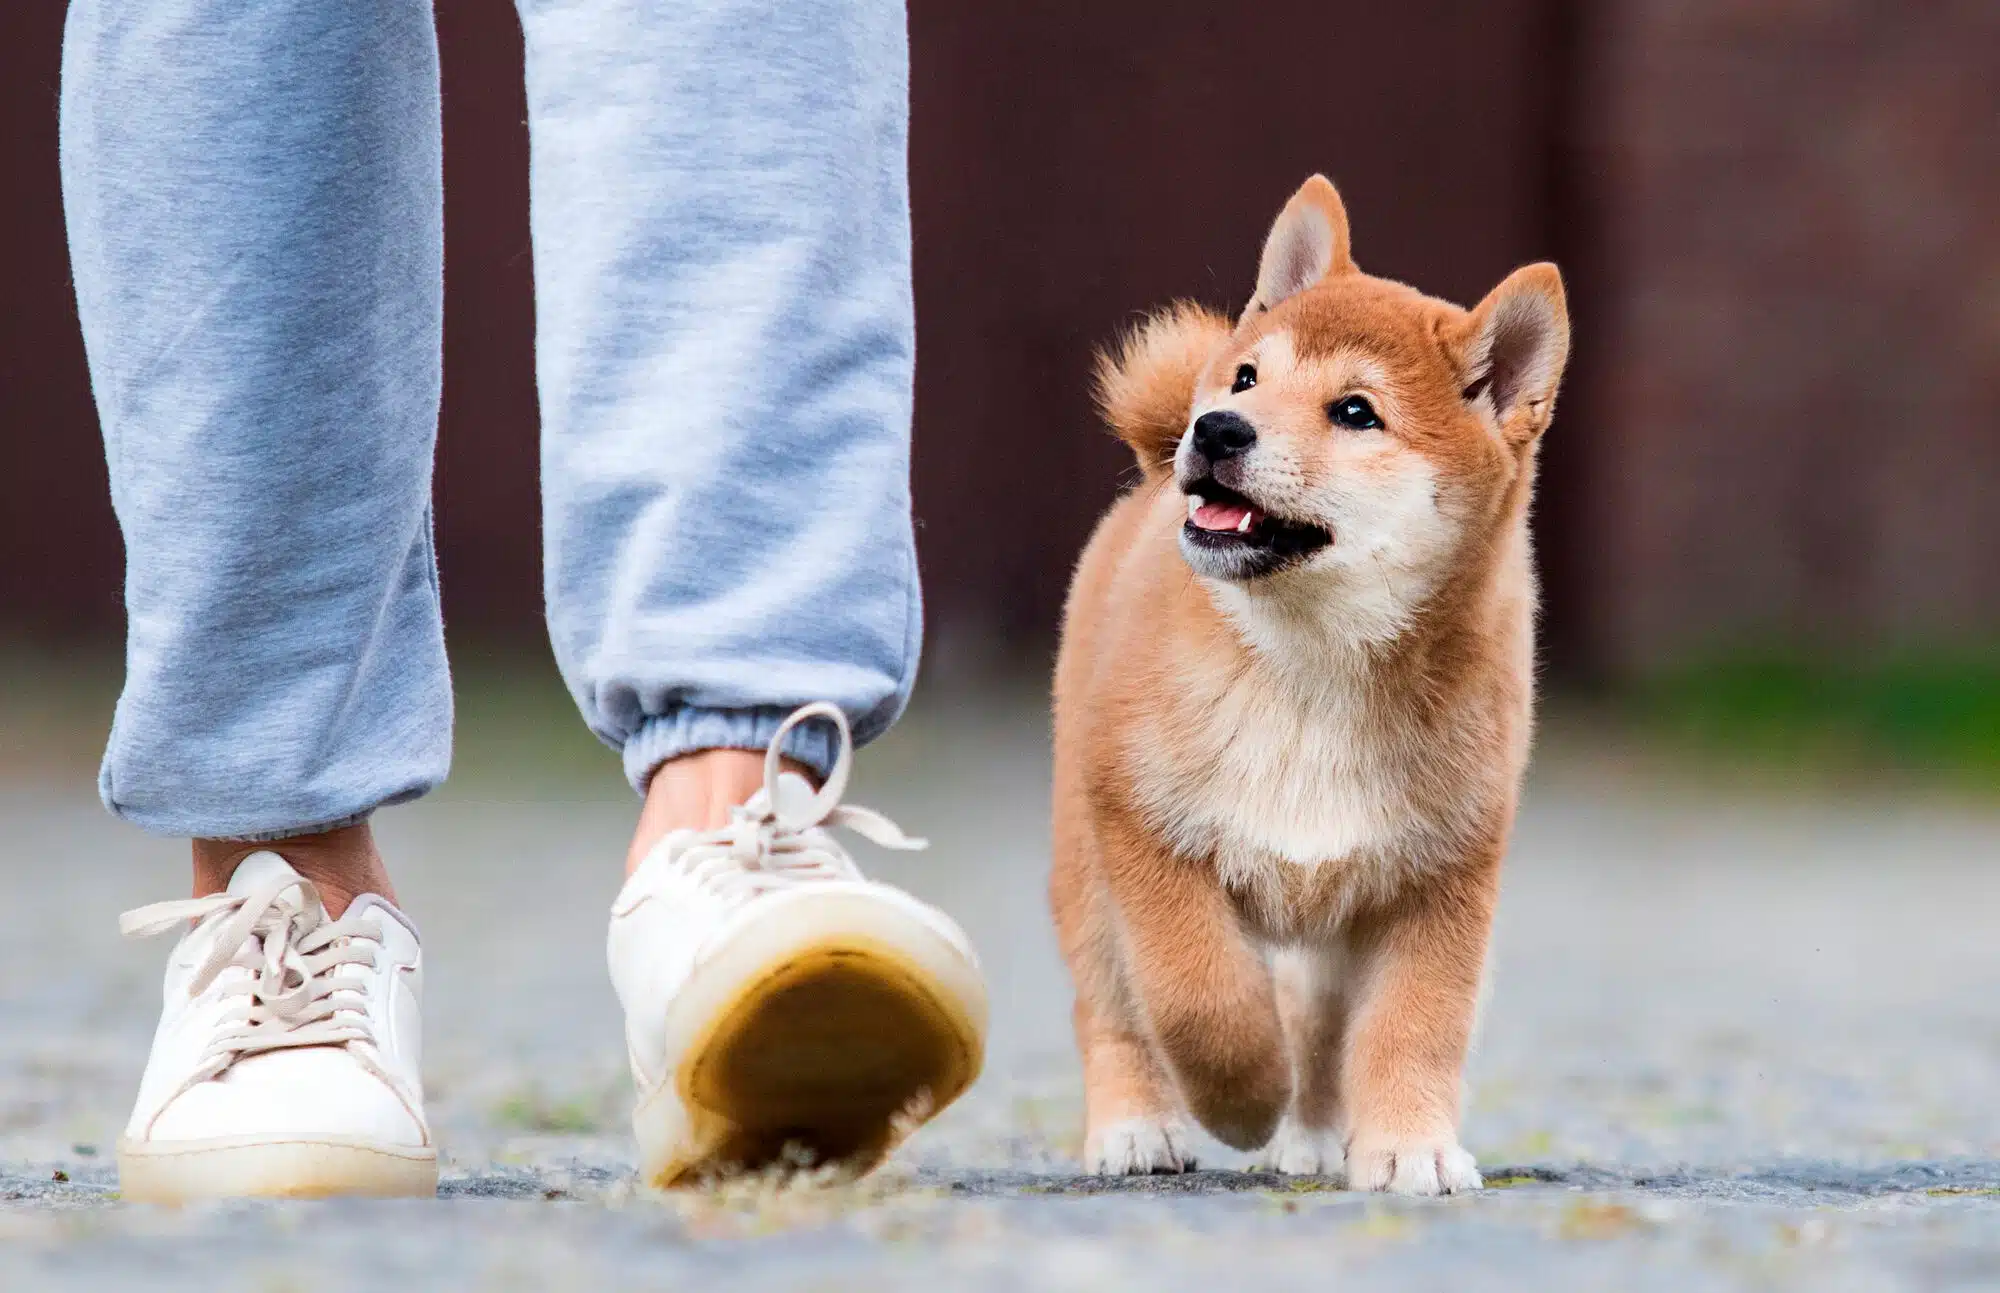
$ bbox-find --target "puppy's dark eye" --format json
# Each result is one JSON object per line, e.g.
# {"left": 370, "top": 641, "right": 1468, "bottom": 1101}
{"left": 1328, "top": 395, "right": 1382, "bottom": 430}
{"left": 1230, "top": 364, "right": 1257, "bottom": 394}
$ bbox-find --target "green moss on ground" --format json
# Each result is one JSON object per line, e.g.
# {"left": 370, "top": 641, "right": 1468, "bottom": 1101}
{"left": 1633, "top": 648, "right": 2000, "bottom": 787}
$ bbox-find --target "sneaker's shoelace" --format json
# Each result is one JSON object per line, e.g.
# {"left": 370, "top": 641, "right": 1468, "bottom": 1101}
{"left": 120, "top": 871, "right": 388, "bottom": 1088}
{"left": 665, "top": 701, "right": 926, "bottom": 905}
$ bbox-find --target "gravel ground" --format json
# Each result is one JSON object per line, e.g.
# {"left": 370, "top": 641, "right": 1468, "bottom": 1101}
{"left": 3, "top": 681, "right": 1999, "bottom": 1289}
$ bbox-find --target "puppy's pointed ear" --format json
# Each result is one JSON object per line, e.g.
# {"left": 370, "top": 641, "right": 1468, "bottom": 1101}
{"left": 1458, "top": 263, "right": 1569, "bottom": 443}
{"left": 1246, "top": 175, "right": 1354, "bottom": 317}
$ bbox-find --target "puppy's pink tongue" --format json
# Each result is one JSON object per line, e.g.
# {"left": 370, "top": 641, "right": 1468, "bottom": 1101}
{"left": 1193, "top": 500, "right": 1260, "bottom": 532}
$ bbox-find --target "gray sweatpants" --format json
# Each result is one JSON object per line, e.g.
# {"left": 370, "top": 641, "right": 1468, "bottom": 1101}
{"left": 59, "top": 0, "right": 921, "bottom": 839}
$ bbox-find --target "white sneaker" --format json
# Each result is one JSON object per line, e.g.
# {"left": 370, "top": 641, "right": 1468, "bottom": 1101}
{"left": 116, "top": 852, "right": 436, "bottom": 1201}
{"left": 610, "top": 702, "right": 988, "bottom": 1186}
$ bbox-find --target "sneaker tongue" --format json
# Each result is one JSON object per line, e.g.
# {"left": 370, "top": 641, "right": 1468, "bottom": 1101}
{"left": 227, "top": 850, "right": 305, "bottom": 897}
{"left": 771, "top": 771, "right": 823, "bottom": 826}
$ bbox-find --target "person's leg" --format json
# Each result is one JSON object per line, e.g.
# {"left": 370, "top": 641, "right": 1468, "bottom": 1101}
{"left": 630, "top": 750, "right": 812, "bottom": 873}
{"left": 518, "top": 0, "right": 922, "bottom": 834}
{"left": 63, "top": 0, "right": 449, "bottom": 909}
{"left": 516, "top": 0, "right": 984, "bottom": 1183}
{"left": 62, "top": 0, "right": 445, "bottom": 1200}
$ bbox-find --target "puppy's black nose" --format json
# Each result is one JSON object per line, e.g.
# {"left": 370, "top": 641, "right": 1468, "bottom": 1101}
{"left": 1191, "top": 410, "right": 1257, "bottom": 461}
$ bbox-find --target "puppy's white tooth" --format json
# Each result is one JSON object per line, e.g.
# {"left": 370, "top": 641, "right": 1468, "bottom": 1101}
{"left": 1237, "top": 512, "right": 1255, "bottom": 533}
{"left": 1187, "top": 495, "right": 1201, "bottom": 520}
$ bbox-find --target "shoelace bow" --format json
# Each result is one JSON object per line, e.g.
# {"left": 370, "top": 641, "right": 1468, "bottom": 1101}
{"left": 121, "top": 870, "right": 388, "bottom": 1087}
{"left": 667, "top": 701, "right": 926, "bottom": 902}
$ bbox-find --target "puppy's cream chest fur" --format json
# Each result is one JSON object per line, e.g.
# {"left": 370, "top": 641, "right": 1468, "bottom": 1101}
{"left": 1124, "top": 644, "right": 1447, "bottom": 894}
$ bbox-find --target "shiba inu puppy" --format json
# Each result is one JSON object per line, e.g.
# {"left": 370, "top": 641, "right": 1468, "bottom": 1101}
{"left": 1050, "top": 175, "right": 1568, "bottom": 1195}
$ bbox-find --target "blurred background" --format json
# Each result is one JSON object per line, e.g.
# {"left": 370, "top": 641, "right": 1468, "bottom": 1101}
{"left": 6, "top": 1, "right": 1995, "bottom": 716}
{"left": 2, "top": 0, "right": 1996, "bottom": 791}
{"left": 0, "top": 0, "right": 1997, "bottom": 1229}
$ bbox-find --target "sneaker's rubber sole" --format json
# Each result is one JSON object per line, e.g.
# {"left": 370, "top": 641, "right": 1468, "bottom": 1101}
{"left": 116, "top": 1135, "right": 438, "bottom": 1202}
{"left": 637, "top": 901, "right": 987, "bottom": 1187}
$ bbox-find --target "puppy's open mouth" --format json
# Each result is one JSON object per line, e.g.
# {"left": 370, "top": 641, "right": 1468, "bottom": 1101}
{"left": 1181, "top": 482, "right": 1332, "bottom": 562}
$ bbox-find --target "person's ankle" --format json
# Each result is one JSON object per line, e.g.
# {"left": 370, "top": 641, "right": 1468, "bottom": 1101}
{"left": 192, "top": 822, "right": 392, "bottom": 918}
{"left": 627, "top": 748, "right": 814, "bottom": 876}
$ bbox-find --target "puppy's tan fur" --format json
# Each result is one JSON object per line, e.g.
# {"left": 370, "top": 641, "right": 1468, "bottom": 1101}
{"left": 1051, "top": 176, "right": 1568, "bottom": 1194}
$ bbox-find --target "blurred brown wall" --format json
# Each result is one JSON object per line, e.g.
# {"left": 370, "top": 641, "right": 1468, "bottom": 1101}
{"left": 1576, "top": 1, "right": 2000, "bottom": 668}
{"left": 4, "top": 1, "right": 1992, "bottom": 673}
{"left": 2, "top": 3, "right": 110, "bottom": 633}
{"left": 0, "top": 0, "right": 1578, "bottom": 659}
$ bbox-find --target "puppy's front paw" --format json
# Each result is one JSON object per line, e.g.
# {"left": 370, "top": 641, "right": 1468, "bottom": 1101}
{"left": 1085, "top": 1116, "right": 1195, "bottom": 1175}
{"left": 1253, "top": 1116, "right": 1344, "bottom": 1176}
{"left": 1346, "top": 1133, "right": 1481, "bottom": 1196}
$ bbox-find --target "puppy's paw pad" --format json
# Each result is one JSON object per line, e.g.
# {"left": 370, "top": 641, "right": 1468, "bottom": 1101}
{"left": 1085, "top": 1117, "right": 1194, "bottom": 1175}
{"left": 1253, "top": 1117, "right": 1344, "bottom": 1176}
{"left": 1348, "top": 1135, "right": 1481, "bottom": 1196}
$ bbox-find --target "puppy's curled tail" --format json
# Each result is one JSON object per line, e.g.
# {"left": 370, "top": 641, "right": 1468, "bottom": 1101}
{"left": 1095, "top": 302, "right": 1233, "bottom": 477}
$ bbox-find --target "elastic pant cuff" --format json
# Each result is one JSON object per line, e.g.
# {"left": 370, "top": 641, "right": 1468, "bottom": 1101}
{"left": 621, "top": 706, "right": 840, "bottom": 795}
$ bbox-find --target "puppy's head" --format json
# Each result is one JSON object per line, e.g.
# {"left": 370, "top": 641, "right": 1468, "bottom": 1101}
{"left": 1171, "top": 176, "right": 1569, "bottom": 632}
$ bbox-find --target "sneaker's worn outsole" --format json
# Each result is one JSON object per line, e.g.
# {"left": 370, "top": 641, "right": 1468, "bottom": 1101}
{"left": 117, "top": 1135, "right": 438, "bottom": 1202}
{"left": 639, "top": 915, "right": 986, "bottom": 1188}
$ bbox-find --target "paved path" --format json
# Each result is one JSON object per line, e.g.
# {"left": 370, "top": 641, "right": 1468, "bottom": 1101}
{"left": 3, "top": 686, "right": 1998, "bottom": 1289}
